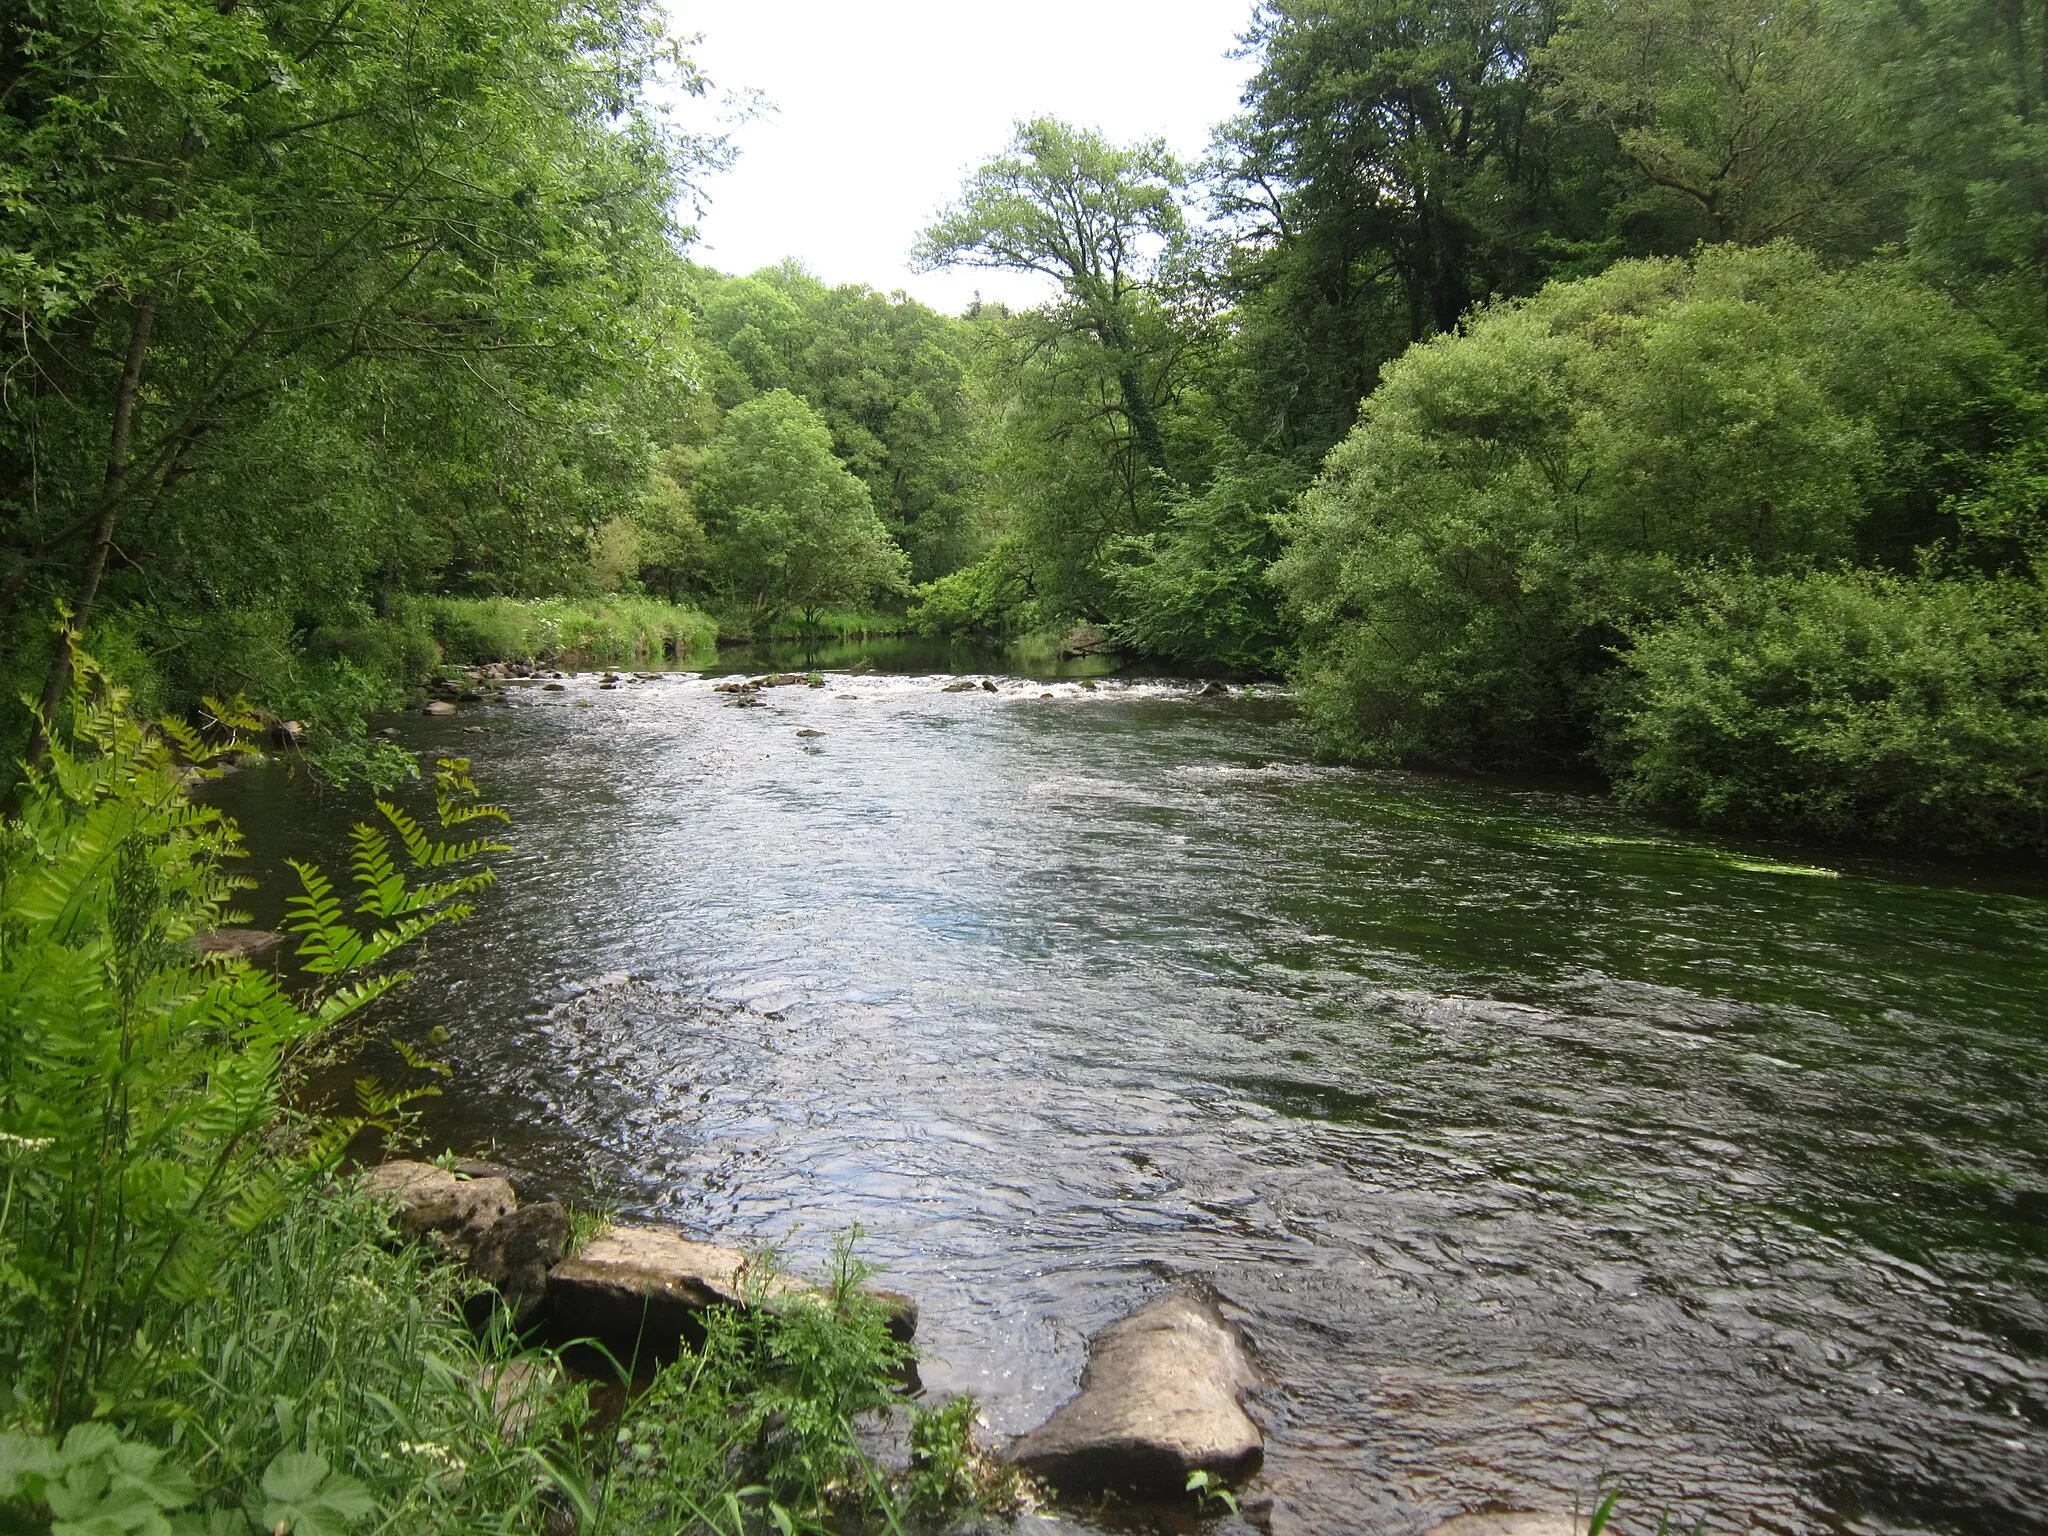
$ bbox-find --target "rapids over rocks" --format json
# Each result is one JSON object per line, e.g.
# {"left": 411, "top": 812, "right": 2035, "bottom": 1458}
{"left": 210, "top": 646, "right": 2048, "bottom": 1536}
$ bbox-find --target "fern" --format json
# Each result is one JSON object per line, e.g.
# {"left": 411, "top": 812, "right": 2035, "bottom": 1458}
{"left": 0, "top": 639, "right": 507, "bottom": 1430}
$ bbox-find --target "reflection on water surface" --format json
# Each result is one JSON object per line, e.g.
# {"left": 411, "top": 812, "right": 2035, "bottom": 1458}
{"left": 210, "top": 661, "right": 2048, "bottom": 1536}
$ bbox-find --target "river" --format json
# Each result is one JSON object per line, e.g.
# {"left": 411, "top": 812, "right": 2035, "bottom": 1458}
{"left": 210, "top": 650, "right": 2048, "bottom": 1535}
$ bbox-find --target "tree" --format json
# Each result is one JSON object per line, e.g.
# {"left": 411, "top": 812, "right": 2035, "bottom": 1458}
{"left": 1542, "top": 0, "right": 1888, "bottom": 248}
{"left": 1215, "top": 0, "right": 1639, "bottom": 463}
{"left": 693, "top": 391, "right": 907, "bottom": 629}
{"left": 1272, "top": 244, "right": 2006, "bottom": 767}
{"left": 1855, "top": 0, "right": 2048, "bottom": 329}
{"left": 0, "top": 0, "right": 710, "bottom": 763}
{"left": 917, "top": 118, "right": 1186, "bottom": 477}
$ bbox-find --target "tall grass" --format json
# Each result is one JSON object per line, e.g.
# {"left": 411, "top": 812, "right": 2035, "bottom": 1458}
{"left": 418, "top": 597, "right": 717, "bottom": 667}
{"left": 168, "top": 1185, "right": 590, "bottom": 1534}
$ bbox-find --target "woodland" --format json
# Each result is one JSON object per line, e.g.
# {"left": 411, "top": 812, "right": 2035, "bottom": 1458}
{"left": 7, "top": 0, "right": 2048, "bottom": 849}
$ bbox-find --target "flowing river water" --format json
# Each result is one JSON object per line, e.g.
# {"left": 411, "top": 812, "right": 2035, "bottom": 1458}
{"left": 210, "top": 650, "right": 2048, "bottom": 1536}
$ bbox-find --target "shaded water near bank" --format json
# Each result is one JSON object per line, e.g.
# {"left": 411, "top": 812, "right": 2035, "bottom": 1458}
{"left": 210, "top": 657, "right": 2048, "bottom": 1536}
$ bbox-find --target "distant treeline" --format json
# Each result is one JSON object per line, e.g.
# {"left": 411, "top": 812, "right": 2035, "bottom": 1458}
{"left": 7, "top": 0, "right": 2048, "bottom": 850}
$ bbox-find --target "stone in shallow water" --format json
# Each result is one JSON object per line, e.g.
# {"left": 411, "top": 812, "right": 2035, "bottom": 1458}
{"left": 1005, "top": 1288, "right": 1263, "bottom": 1498}
{"left": 193, "top": 928, "right": 286, "bottom": 962}
{"left": 362, "top": 1160, "right": 516, "bottom": 1259}
{"left": 1427, "top": 1516, "right": 1582, "bottom": 1536}
{"left": 545, "top": 1224, "right": 917, "bottom": 1366}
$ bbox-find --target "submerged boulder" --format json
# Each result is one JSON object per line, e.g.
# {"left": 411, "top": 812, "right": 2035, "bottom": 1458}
{"left": 423, "top": 699, "right": 458, "bottom": 716}
{"left": 363, "top": 1160, "right": 516, "bottom": 1258}
{"left": 1006, "top": 1289, "right": 1263, "bottom": 1498}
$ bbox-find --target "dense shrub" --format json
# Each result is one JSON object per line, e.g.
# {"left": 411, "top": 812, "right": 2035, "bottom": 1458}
{"left": 1607, "top": 569, "right": 2048, "bottom": 852}
{"left": 1107, "top": 463, "right": 1296, "bottom": 674}
{"left": 909, "top": 539, "right": 1037, "bottom": 637}
{"left": 1273, "top": 244, "right": 2007, "bottom": 768}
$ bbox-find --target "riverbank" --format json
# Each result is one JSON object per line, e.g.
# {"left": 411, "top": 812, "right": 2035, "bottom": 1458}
{"left": 0, "top": 663, "right": 1018, "bottom": 1536}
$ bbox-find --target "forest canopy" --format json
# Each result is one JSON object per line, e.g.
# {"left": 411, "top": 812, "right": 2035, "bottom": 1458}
{"left": 7, "top": 0, "right": 2048, "bottom": 852}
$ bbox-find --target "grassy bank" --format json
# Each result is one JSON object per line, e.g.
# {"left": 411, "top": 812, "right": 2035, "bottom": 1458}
{"left": 418, "top": 596, "right": 717, "bottom": 668}
{"left": 715, "top": 606, "right": 911, "bottom": 644}
{"left": 0, "top": 655, "right": 993, "bottom": 1536}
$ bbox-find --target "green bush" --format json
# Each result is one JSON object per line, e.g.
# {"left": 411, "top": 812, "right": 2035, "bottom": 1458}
{"left": 1107, "top": 462, "right": 1296, "bottom": 673}
{"left": 908, "top": 540, "right": 1036, "bottom": 638}
{"left": 43, "top": 607, "right": 435, "bottom": 791}
{"left": 1607, "top": 568, "right": 2048, "bottom": 853}
{"left": 1273, "top": 243, "right": 2007, "bottom": 768}
{"left": 417, "top": 597, "right": 716, "bottom": 667}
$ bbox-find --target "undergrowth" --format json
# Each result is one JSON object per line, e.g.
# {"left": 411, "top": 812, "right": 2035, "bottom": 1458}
{"left": 718, "top": 606, "right": 911, "bottom": 643}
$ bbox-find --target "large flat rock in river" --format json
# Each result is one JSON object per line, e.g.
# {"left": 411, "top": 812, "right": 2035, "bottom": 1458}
{"left": 546, "top": 1224, "right": 916, "bottom": 1365}
{"left": 1006, "top": 1288, "right": 1263, "bottom": 1498}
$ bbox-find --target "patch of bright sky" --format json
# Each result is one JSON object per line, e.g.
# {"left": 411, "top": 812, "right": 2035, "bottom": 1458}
{"left": 666, "top": 1, "right": 1259, "bottom": 316}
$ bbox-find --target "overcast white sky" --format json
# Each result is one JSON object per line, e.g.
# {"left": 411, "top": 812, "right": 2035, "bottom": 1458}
{"left": 667, "top": 1, "right": 1260, "bottom": 314}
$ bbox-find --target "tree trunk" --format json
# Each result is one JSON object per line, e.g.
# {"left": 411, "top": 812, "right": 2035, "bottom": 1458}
{"left": 1117, "top": 367, "right": 1169, "bottom": 477}
{"left": 25, "top": 299, "right": 157, "bottom": 768}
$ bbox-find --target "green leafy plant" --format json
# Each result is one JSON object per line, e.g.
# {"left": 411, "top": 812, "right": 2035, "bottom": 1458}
{"left": 252, "top": 1452, "right": 375, "bottom": 1536}
{"left": 0, "top": 650, "right": 507, "bottom": 1427}
{"left": 1185, "top": 1467, "right": 1239, "bottom": 1516}
{"left": 0, "top": 1424, "right": 381, "bottom": 1536}
{"left": 591, "top": 1235, "right": 915, "bottom": 1534}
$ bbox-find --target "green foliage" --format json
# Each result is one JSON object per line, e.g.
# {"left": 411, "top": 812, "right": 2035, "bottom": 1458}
{"left": 0, "top": 650, "right": 503, "bottom": 1426}
{"left": 908, "top": 542, "right": 1037, "bottom": 639}
{"left": 590, "top": 1238, "right": 908, "bottom": 1534}
{"left": 0, "top": 1421, "right": 219, "bottom": 1536}
{"left": 1608, "top": 568, "right": 2048, "bottom": 853}
{"left": 1543, "top": 0, "right": 1887, "bottom": 248}
{"left": 1214, "top": 0, "right": 1649, "bottom": 465}
{"left": 0, "top": 0, "right": 717, "bottom": 766}
{"left": 1275, "top": 244, "right": 2007, "bottom": 768}
{"left": 271, "top": 661, "right": 420, "bottom": 795}
{"left": 255, "top": 1453, "right": 375, "bottom": 1536}
{"left": 693, "top": 393, "right": 909, "bottom": 631}
{"left": 1107, "top": 462, "right": 1297, "bottom": 673}
{"left": 152, "top": 1180, "right": 595, "bottom": 1536}
{"left": 417, "top": 598, "right": 717, "bottom": 669}
{"left": 917, "top": 119, "right": 1205, "bottom": 628}
{"left": 681, "top": 267, "right": 985, "bottom": 585}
